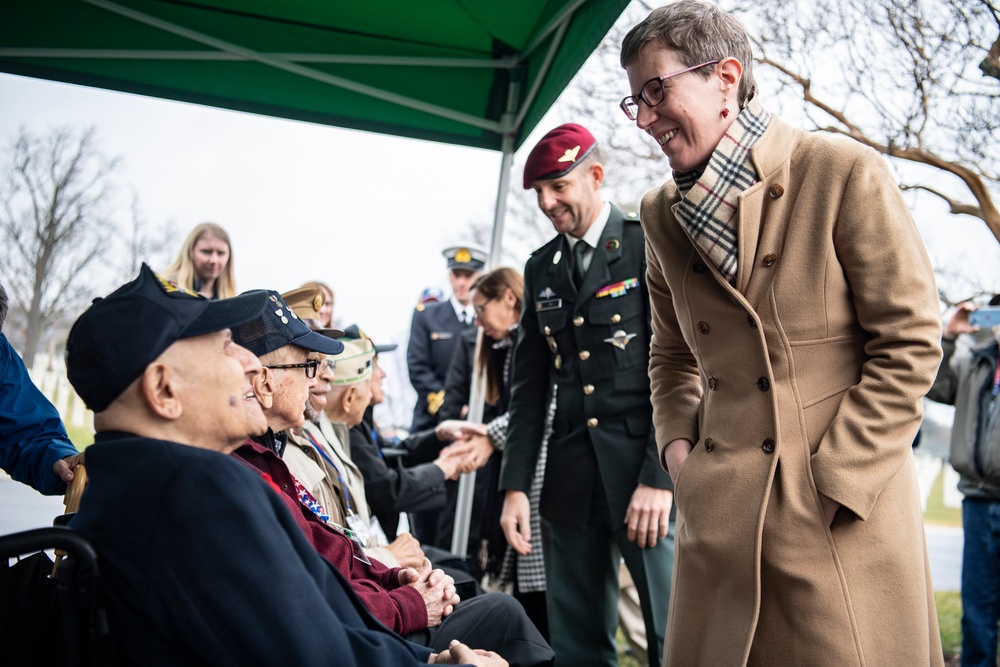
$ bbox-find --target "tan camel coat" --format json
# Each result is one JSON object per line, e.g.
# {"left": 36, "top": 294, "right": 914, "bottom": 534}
{"left": 641, "top": 116, "right": 944, "bottom": 667}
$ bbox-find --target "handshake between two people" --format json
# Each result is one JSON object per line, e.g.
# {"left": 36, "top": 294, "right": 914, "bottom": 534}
{"left": 432, "top": 420, "right": 494, "bottom": 480}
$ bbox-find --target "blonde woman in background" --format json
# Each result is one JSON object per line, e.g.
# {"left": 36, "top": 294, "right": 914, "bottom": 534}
{"left": 163, "top": 222, "right": 236, "bottom": 299}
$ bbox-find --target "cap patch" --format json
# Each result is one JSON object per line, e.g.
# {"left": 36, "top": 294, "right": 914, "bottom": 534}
{"left": 558, "top": 145, "right": 581, "bottom": 163}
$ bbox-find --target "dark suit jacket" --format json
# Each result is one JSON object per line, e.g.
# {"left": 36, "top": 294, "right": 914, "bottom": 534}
{"left": 349, "top": 411, "right": 448, "bottom": 538}
{"left": 69, "top": 432, "right": 433, "bottom": 666}
{"left": 406, "top": 300, "right": 473, "bottom": 431}
{"left": 499, "top": 205, "right": 671, "bottom": 529}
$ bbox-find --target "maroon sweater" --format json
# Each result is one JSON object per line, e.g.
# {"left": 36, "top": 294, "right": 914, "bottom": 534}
{"left": 232, "top": 438, "right": 428, "bottom": 635}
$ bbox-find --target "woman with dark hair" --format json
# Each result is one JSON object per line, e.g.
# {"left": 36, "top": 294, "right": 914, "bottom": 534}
{"left": 438, "top": 267, "right": 549, "bottom": 639}
{"left": 163, "top": 222, "right": 236, "bottom": 300}
{"left": 619, "top": 1, "right": 943, "bottom": 665}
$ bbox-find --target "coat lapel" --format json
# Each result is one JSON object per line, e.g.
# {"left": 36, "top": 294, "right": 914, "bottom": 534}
{"left": 739, "top": 120, "right": 796, "bottom": 306}
{"left": 540, "top": 235, "right": 577, "bottom": 304}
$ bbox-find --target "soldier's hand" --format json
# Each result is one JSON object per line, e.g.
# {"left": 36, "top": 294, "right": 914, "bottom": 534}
{"left": 625, "top": 484, "right": 672, "bottom": 549}
{"left": 500, "top": 490, "right": 532, "bottom": 555}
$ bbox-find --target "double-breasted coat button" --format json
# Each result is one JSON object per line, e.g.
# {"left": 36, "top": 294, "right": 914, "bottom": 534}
{"left": 573, "top": 316, "right": 585, "bottom": 327}
{"left": 747, "top": 316, "right": 758, "bottom": 329}
{"left": 587, "top": 418, "right": 599, "bottom": 428}
{"left": 583, "top": 384, "right": 595, "bottom": 395}
{"left": 761, "top": 438, "right": 775, "bottom": 454}
{"left": 697, "top": 321, "right": 710, "bottom": 335}
{"left": 611, "top": 314, "right": 622, "bottom": 324}
{"left": 543, "top": 325, "right": 552, "bottom": 335}
{"left": 693, "top": 261, "right": 708, "bottom": 274}
{"left": 579, "top": 350, "right": 591, "bottom": 361}
{"left": 762, "top": 254, "right": 777, "bottom": 267}
{"left": 707, "top": 377, "right": 717, "bottom": 391}
{"left": 704, "top": 437, "right": 715, "bottom": 452}
{"left": 757, "top": 377, "right": 770, "bottom": 391}
{"left": 768, "top": 184, "right": 784, "bottom": 199}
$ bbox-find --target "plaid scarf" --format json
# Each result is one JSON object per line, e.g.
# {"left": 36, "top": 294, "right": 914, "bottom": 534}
{"left": 672, "top": 100, "right": 771, "bottom": 284}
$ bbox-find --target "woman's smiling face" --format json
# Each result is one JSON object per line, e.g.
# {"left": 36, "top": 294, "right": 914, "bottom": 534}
{"left": 625, "top": 44, "right": 737, "bottom": 173}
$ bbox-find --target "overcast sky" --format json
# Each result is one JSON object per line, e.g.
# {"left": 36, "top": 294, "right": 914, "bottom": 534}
{"left": 0, "top": 71, "right": 546, "bottom": 348}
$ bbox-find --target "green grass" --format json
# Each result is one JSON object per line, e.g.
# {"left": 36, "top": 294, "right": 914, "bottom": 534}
{"left": 936, "top": 591, "right": 963, "bottom": 661}
{"left": 924, "top": 467, "right": 963, "bottom": 528}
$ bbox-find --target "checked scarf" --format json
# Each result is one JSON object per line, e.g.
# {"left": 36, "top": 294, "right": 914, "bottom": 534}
{"left": 672, "top": 100, "right": 771, "bottom": 284}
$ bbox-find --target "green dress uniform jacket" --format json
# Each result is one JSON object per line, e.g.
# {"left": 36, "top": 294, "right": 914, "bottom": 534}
{"left": 500, "top": 205, "right": 670, "bottom": 527}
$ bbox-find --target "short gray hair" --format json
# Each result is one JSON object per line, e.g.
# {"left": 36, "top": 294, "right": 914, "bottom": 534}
{"left": 620, "top": 0, "right": 757, "bottom": 109}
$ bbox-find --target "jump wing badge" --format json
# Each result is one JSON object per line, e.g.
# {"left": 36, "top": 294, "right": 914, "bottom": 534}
{"left": 604, "top": 330, "right": 636, "bottom": 350}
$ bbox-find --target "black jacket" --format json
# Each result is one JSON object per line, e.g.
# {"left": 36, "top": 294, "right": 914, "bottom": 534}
{"left": 349, "top": 410, "right": 448, "bottom": 538}
{"left": 406, "top": 300, "right": 473, "bottom": 431}
{"left": 500, "top": 206, "right": 672, "bottom": 529}
{"left": 69, "top": 432, "right": 432, "bottom": 666}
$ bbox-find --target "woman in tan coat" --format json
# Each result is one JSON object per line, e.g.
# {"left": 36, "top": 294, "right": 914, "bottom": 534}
{"left": 619, "top": 2, "right": 944, "bottom": 665}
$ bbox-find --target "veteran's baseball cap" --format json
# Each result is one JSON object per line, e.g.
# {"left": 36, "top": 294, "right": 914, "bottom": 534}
{"left": 341, "top": 323, "right": 398, "bottom": 355}
{"left": 231, "top": 290, "right": 344, "bottom": 358}
{"left": 66, "top": 264, "right": 270, "bottom": 412}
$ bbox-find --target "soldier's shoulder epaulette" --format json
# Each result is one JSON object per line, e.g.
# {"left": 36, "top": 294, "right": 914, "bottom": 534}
{"left": 623, "top": 210, "right": 640, "bottom": 222}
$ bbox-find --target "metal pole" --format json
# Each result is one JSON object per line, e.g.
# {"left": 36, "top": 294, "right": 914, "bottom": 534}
{"left": 450, "top": 78, "right": 519, "bottom": 558}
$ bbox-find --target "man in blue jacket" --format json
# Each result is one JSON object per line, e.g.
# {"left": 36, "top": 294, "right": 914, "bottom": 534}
{"left": 64, "top": 265, "right": 508, "bottom": 667}
{"left": 0, "top": 280, "right": 80, "bottom": 494}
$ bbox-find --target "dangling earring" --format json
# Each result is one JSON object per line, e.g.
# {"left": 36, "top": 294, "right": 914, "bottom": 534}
{"left": 721, "top": 107, "right": 730, "bottom": 118}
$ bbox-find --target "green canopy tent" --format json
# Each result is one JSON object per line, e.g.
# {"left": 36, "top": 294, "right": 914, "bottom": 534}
{"left": 0, "top": 0, "right": 631, "bottom": 554}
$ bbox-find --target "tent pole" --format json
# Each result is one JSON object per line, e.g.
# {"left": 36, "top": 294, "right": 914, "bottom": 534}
{"left": 450, "top": 84, "right": 518, "bottom": 560}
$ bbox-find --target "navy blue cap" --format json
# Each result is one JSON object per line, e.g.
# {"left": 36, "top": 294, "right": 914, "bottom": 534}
{"left": 231, "top": 290, "right": 345, "bottom": 357}
{"left": 341, "top": 323, "right": 397, "bottom": 355}
{"left": 66, "top": 264, "right": 270, "bottom": 412}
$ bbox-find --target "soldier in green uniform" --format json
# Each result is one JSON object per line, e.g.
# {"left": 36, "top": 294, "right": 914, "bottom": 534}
{"left": 499, "top": 124, "right": 674, "bottom": 667}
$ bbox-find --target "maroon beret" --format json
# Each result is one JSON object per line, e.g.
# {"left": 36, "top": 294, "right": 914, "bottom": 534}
{"left": 522, "top": 123, "right": 598, "bottom": 189}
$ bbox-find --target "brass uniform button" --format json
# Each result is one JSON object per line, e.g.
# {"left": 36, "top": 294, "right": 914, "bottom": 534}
{"left": 704, "top": 438, "right": 715, "bottom": 452}
{"left": 757, "top": 377, "right": 770, "bottom": 391}
{"left": 762, "top": 254, "right": 777, "bottom": 267}
{"left": 707, "top": 377, "right": 717, "bottom": 391}
{"left": 587, "top": 418, "right": 599, "bottom": 428}
{"left": 583, "top": 384, "right": 595, "bottom": 395}
{"left": 579, "top": 350, "right": 591, "bottom": 361}
{"left": 768, "top": 184, "right": 784, "bottom": 199}
{"left": 761, "top": 439, "right": 775, "bottom": 454}
{"left": 573, "top": 316, "right": 584, "bottom": 327}
{"left": 611, "top": 314, "right": 621, "bottom": 324}
{"left": 697, "top": 321, "right": 710, "bottom": 335}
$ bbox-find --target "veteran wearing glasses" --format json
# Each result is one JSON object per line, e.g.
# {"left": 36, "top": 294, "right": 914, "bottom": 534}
{"left": 620, "top": 2, "right": 944, "bottom": 665}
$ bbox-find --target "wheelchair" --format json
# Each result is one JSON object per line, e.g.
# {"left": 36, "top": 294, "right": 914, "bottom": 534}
{"left": 0, "top": 466, "right": 117, "bottom": 666}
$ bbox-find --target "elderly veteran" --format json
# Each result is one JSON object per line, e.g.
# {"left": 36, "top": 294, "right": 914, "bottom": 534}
{"left": 498, "top": 122, "right": 674, "bottom": 667}
{"left": 64, "top": 265, "right": 506, "bottom": 666}
{"left": 230, "top": 290, "right": 553, "bottom": 666}
{"left": 619, "top": 2, "right": 944, "bottom": 665}
{"left": 279, "top": 288, "right": 477, "bottom": 578}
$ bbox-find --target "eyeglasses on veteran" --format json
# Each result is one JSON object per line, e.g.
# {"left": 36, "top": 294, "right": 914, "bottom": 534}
{"left": 620, "top": 60, "right": 719, "bottom": 121}
{"left": 265, "top": 359, "right": 320, "bottom": 379}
